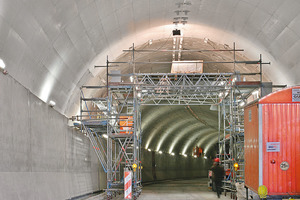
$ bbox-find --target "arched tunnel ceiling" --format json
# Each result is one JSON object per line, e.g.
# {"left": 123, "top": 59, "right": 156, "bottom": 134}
{"left": 140, "top": 105, "right": 219, "bottom": 156}
{"left": 1, "top": 0, "right": 300, "bottom": 156}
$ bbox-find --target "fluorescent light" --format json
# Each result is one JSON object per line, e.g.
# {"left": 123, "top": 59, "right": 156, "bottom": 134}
{"left": 102, "top": 134, "right": 108, "bottom": 139}
{"left": 170, "top": 152, "right": 175, "bottom": 156}
{"left": 130, "top": 76, "right": 134, "bottom": 82}
{"left": 204, "top": 156, "right": 207, "bottom": 159}
{"left": 239, "top": 101, "right": 245, "bottom": 107}
{"left": 49, "top": 100, "right": 56, "bottom": 107}
{"left": 193, "top": 155, "right": 197, "bottom": 158}
{"left": 158, "top": 151, "right": 162, "bottom": 154}
{"left": 0, "top": 58, "right": 5, "bottom": 69}
{"left": 183, "top": 154, "right": 187, "bottom": 157}
{"left": 148, "top": 149, "right": 151, "bottom": 152}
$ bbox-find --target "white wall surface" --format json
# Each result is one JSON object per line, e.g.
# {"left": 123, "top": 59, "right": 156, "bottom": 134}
{"left": 0, "top": 73, "right": 104, "bottom": 200}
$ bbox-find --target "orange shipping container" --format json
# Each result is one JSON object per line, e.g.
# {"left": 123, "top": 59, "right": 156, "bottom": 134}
{"left": 244, "top": 86, "right": 300, "bottom": 197}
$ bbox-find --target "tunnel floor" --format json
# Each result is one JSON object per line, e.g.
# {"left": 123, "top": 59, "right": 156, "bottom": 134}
{"left": 89, "top": 178, "right": 232, "bottom": 200}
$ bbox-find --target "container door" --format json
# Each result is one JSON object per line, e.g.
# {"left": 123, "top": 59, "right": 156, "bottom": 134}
{"left": 262, "top": 103, "right": 300, "bottom": 195}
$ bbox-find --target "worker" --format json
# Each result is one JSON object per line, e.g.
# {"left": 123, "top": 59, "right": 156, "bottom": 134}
{"left": 211, "top": 158, "right": 225, "bottom": 198}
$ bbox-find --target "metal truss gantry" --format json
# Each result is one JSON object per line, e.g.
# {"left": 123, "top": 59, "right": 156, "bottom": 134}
{"left": 79, "top": 72, "right": 233, "bottom": 199}
{"left": 75, "top": 44, "right": 284, "bottom": 199}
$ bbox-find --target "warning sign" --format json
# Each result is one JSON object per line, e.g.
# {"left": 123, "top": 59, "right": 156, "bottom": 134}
{"left": 266, "top": 142, "right": 280, "bottom": 152}
{"left": 292, "top": 89, "right": 300, "bottom": 102}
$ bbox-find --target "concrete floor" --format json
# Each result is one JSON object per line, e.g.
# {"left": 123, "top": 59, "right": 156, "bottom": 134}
{"left": 89, "top": 178, "right": 232, "bottom": 200}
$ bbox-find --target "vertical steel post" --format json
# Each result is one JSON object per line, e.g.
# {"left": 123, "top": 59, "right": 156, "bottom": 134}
{"left": 260, "top": 54, "right": 263, "bottom": 97}
{"left": 107, "top": 91, "right": 112, "bottom": 197}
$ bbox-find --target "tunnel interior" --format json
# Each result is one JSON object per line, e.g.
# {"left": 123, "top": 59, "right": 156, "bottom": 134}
{"left": 1, "top": 0, "right": 300, "bottom": 199}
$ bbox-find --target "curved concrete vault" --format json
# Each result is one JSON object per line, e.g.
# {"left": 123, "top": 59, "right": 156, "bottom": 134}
{"left": 1, "top": 0, "right": 300, "bottom": 195}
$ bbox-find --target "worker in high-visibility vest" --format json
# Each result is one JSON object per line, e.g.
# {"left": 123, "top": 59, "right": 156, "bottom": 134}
{"left": 211, "top": 158, "right": 225, "bottom": 198}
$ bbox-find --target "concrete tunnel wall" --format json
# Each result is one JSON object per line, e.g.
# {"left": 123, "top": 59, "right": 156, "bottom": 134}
{"left": 0, "top": 72, "right": 213, "bottom": 199}
{"left": 0, "top": 73, "right": 106, "bottom": 199}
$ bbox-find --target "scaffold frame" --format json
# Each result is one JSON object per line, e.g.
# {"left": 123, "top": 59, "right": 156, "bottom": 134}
{"left": 74, "top": 43, "right": 287, "bottom": 199}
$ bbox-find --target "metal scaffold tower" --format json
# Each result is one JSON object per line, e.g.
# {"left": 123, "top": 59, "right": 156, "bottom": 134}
{"left": 74, "top": 43, "right": 284, "bottom": 199}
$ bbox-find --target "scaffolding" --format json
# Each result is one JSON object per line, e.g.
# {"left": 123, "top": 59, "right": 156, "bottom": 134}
{"left": 75, "top": 43, "right": 286, "bottom": 199}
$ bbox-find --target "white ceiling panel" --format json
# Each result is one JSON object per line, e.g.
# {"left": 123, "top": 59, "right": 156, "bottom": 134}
{"left": 279, "top": 40, "right": 300, "bottom": 68}
{"left": 0, "top": 17, "right": 10, "bottom": 47}
{"left": 65, "top": 16, "right": 86, "bottom": 45}
{"left": 269, "top": 27, "right": 299, "bottom": 58}
{"left": 257, "top": 0, "right": 283, "bottom": 15}
{"left": 79, "top": 2, "right": 101, "bottom": 31}
{"left": 116, "top": 4, "right": 135, "bottom": 37}
{"left": 226, "top": 1, "right": 255, "bottom": 34}
{"left": 72, "top": 34, "right": 96, "bottom": 63}
{"left": 0, "top": 0, "right": 22, "bottom": 25}
{"left": 240, "top": 7, "right": 272, "bottom": 39}
{"left": 288, "top": 14, "right": 300, "bottom": 37}
{"left": 0, "top": 0, "right": 299, "bottom": 117}
{"left": 75, "top": 0, "right": 94, "bottom": 10}
{"left": 95, "top": 0, "right": 114, "bottom": 19}
{"left": 101, "top": 13, "right": 120, "bottom": 37}
{"left": 86, "top": 24, "right": 108, "bottom": 52}
{"left": 273, "top": 0, "right": 300, "bottom": 25}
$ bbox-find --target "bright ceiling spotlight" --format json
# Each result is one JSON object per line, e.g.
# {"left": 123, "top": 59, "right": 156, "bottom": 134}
{"left": 148, "top": 149, "right": 151, "bottom": 152}
{"left": 49, "top": 100, "right": 56, "bottom": 107}
{"left": 183, "top": 154, "right": 187, "bottom": 157}
{"left": 170, "top": 152, "right": 175, "bottom": 156}
{"left": 158, "top": 151, "right": 162, "bottom": 154}
{"left": 239, "top": 101, "right": 245, "bottom": 107}
{"left": 204, "top": 156, "right": 207, "bottom": 159}
{"left": 193, "top": 155, "right": 197, "bottom": 158}
{"left": 0, "top": 58, "right": 6, "bottom": 69}
{"left": 102, "top": 134, "right": 108, "bottom": 139}
{"left": 252, "top": 90, "right": 259, "bottom": 96}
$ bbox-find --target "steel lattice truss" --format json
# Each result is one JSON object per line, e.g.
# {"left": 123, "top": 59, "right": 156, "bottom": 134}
{"left": 79, "top": 72, "right": 267, "bottom": 199}
{"left": 135, "top": 73, "right": 232, "bottom": 105}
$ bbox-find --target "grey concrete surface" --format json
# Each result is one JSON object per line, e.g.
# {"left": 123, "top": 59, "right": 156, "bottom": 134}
{"left": 88, "top": 178, "right": 231, "bottom": 200}
{"left": 0, "top": 73, "right": 104, "bottom": 199}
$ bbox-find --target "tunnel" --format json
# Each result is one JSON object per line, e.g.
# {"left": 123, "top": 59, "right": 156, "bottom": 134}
{"left": 0, "top": 0, "right": 300, "bottom": 200}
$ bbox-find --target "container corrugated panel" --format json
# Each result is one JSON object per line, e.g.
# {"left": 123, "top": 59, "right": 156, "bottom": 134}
{"left": 244, "top": 102, "right": 259, "bottom": 192}
{"left": 262, "top": 103, "right": 300, "bottom": 195}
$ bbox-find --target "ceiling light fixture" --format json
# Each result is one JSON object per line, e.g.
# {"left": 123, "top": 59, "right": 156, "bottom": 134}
{"left": 102, "top": 134, "right": 108, "bottom": 139}
{"left": 49, "top": 100, "right": 56, "bottom": 107}
{"left": 0, "top": 58, "right": 6, "bottom": 69}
